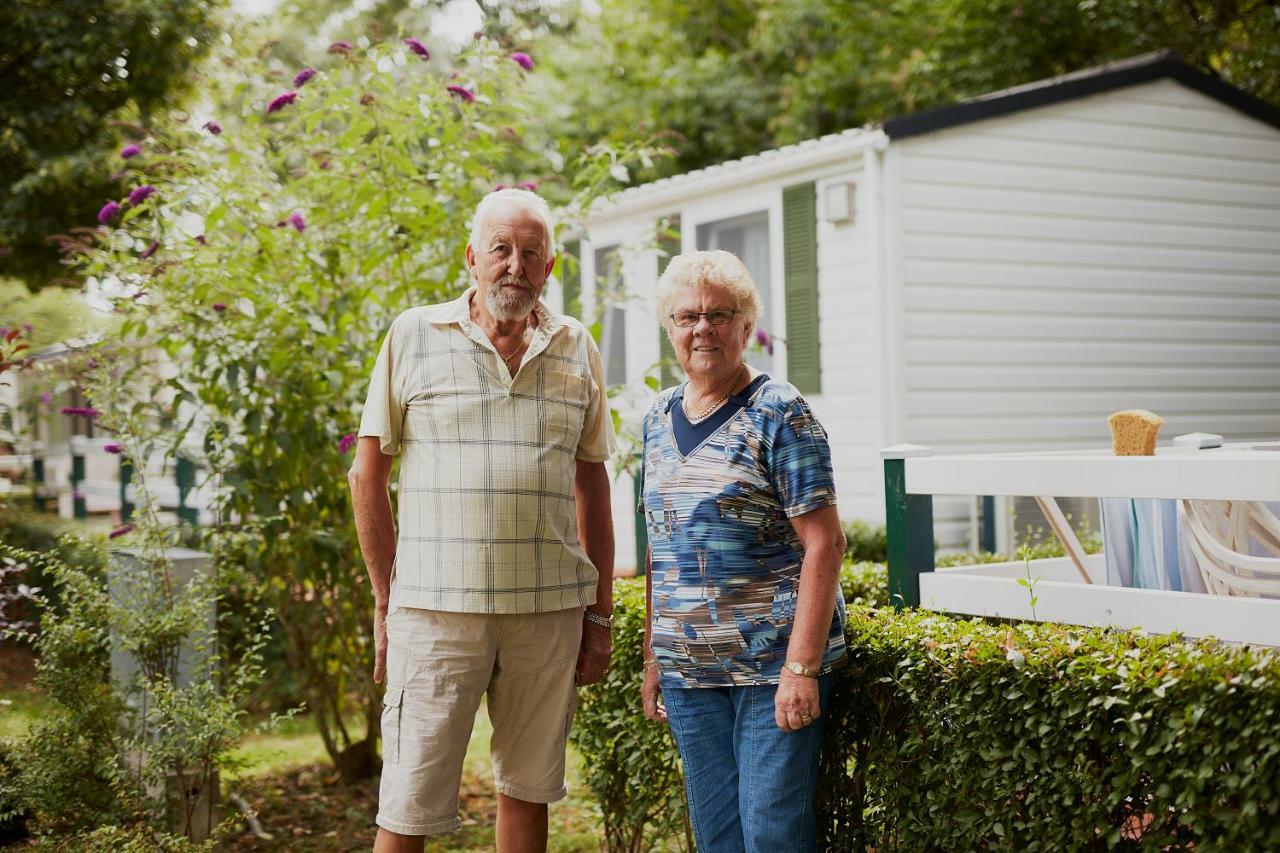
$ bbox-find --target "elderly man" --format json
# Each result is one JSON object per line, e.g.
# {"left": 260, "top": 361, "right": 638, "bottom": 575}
{"left": 349, "top": 188, "right": 615, "bottom": 853}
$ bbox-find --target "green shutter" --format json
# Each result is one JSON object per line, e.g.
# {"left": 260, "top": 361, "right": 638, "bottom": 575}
{"left": 560, "top": 239, "right": 581, "bottom": 318}
{"left": 656, "top": 215, "right": 682, "bottom": 388}
{"left": 782, "top": 182, "right": 821, "bottom": 393}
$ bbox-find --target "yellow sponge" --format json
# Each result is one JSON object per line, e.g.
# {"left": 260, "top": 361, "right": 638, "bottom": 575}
{"left": 1108, "top": 410, "right": 1164, "bottom": 456}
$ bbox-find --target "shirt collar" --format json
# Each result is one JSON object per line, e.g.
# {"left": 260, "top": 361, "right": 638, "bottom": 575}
{"left": 421, "top": 286, "right": 565, "bottom": 338}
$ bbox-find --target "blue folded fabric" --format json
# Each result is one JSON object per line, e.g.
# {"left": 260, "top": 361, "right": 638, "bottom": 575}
{"left": 1101, "top": 498, "right": 1201, "bottom": 592}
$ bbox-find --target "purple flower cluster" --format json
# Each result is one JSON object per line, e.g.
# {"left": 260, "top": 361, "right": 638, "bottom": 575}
{"left": 328, "top": 41, "right": 354, "bottom": 54}
{"left": 267, "top": 91, "right": 298, "bottom": 114}
{"left": 103, "top": 443, "right": 123, "bottom": 454}
{"left": 212, "top": 302, "right": 227, "bottom": 312}
{"left": 98, "top": 201, "right": 121, "bottom": 224}
{"left": 40, "top": 392, "right": 52, "bottom": 405}
{"left": 403, "top": 37, "right": 430, "bottom": 60}
{"left": 120, "top": 143, "right": 142, "bottom": 159}
{"left": 510, "top": 52, "right": 534, "bottom": 70}
{"left": 754, "top": 328, "right": 775, "bottom": 355}
{"left": 128, "top": 185, "right": 155, "bottom": 206}
{"left": 109, "top": 523, "right": 135, "bottom": 539}
{"left": 446, "top": 85, "right": 475, "bottom": 103}
{"left": 293, "top": 67, "right": 318, "bottom": 87}
{"left": 287, "top": 211, "right": 306, "bottom": 233}
{"left": 203, "top": 120, "right": 222, "bottom": 135}
{"left": 140, "top": 241, "right": 159, "bottom": 259}
{"left": 338, "top": 433, "right": 358, "bottom": 454}
{"left": 60, "top": 406, "right": 101, "bottom": 419}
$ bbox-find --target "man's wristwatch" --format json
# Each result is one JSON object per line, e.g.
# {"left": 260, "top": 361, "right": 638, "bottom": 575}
{"left": 783, "top": 661, "right": 820, "bottom": 679}
{"left": 583, "top": 610, "right": 613, "bottom": 630}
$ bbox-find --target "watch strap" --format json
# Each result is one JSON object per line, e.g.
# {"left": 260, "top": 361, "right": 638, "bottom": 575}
{"left": 783, "top": 660, "right": 820, "bottom": 679}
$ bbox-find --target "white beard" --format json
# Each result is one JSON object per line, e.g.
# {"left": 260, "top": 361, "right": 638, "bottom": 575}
{"left": 487, "top": 280, "right": 536, "bottom": 321}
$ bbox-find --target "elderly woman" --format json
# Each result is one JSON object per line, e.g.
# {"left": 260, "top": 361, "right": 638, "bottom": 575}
{"left": 639, "top": 250, "right": 847, "bottom": 852}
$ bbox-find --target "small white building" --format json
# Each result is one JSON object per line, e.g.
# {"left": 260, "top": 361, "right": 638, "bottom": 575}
{"left": 560, "top": 51, "right": 1280, "bottom": 572}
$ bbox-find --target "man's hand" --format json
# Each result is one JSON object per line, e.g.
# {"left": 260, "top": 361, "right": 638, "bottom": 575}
{"left": 575, "top": 618, "right": 612, "bottom": 686}
{"left": 372, "top": 606, "right": 388, "bottom": 684}
{"left": 775, "top": 668, "right": 821, "bottom": 731}
{"left": 641, "top": 666, "right": 666, "bottom": 723}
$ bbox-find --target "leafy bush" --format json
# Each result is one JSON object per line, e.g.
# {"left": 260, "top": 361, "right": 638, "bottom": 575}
{"left": 0, "top": 534, "right": 269, "bottom": 841}
{"left": 823, "top": 608, "right": 1280, "bottom": 851}
{"left": 840, "top": 560, "right": 888, "bottom": 607}
{"left": 581, "top": 565, "right": 1280, "bottom": 851}
{"left": 0, "top": 510, "right": 106, "bottom": 639}
{"left": 844, "top": 519, "right": 887, "bottom": 563}
{"left": 938, "top": 528, "right": 1103, "bottom": 568}
{"left": 570, "top": 578, "right": 691, "bottom": 852}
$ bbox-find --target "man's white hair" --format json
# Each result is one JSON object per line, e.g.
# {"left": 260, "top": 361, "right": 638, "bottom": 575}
{"left": 469, "top": 188, "right": 557, "bottom": 254}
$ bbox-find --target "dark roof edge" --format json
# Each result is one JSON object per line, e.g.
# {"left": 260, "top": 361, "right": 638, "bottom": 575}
{"left": 883, "top": 50, "right": 1280, "bottom": 140}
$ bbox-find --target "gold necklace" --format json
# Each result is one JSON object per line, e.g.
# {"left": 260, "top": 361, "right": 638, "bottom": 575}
{"left": 485, "top": 315, "right": 532, "bottom": 365}
{"left": 682, "top": 366, "right": 747, "bottom": 423}
{"left": 495, "top": 329, "right": 529, "bottom": 364}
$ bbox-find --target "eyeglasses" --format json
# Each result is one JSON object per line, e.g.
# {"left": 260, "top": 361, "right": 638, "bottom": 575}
{"left": 670, "top": 309, "right": 739, "bottom": 328}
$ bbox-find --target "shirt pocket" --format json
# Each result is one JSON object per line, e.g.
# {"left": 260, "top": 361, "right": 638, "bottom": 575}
{"left": 540, "top": 370, "right": 590, "bottom": 449}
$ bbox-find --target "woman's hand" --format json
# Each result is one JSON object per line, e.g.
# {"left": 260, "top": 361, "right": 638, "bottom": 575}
{"left": 775, "top": 668, "right": 820, "bottom": 731}
{"left": 641, "top": 665, "right": 667, "bottom": 723}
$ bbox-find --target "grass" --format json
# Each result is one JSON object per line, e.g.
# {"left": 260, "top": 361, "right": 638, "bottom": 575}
{"left": 1, "top": 666, "right": 603, "bottom": 850}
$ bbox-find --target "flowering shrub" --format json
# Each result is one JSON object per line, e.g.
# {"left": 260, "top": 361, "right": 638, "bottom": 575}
{"left": 79, "top": 34, "right": 655, "bottom": 780}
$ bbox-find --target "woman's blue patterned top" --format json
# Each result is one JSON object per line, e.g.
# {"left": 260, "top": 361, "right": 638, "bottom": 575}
{"left": 641, "top": 377, "right": 846, "bottom": 688}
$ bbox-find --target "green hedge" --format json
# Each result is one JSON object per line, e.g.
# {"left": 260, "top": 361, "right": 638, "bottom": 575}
{"left": 578, "top": 567, "right": 1280, "bottom": 852}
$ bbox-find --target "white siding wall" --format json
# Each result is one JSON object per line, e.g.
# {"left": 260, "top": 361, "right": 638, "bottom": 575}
{"left": 810, "top": 172, "right": 886, "bottom": 524}
{"left": 891, "top": 79, "right": 1280, "bottom": 547}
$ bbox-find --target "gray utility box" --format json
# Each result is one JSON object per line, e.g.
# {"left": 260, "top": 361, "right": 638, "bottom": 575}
{"left": 109, "top": 547, "right": 219, "bottom": 842}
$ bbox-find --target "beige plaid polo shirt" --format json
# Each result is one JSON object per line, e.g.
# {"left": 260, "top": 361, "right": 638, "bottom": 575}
{"left": 359, "top": 287, "right": 615, "bottom": 614}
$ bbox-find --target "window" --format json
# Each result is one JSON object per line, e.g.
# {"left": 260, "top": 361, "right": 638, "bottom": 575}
{"left": 594, "top": 244, "right": 626, "bottom": 385}
{"left": 695, "top": 211, "right": 773, "bottom": 373}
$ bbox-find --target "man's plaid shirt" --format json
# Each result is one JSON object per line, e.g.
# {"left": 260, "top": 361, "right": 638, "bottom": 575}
{"left": 359, "top": 288, "right": 615, "bottom": 614}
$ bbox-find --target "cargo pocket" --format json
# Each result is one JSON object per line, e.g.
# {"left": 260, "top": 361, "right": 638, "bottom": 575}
{"left": 381, "top": 685, "right": 404, "bottom": 765}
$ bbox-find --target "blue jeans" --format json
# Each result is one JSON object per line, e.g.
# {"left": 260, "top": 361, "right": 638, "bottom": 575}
{"left": 662, "top": 675, "right": 834, "bottom": 853}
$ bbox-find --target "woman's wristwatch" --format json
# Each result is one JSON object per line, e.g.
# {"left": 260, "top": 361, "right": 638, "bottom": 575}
{"left": 783, "top": 661, "right": 820, "bottom": 679}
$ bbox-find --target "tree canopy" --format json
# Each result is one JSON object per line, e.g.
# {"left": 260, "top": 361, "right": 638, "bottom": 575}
{"left": 0, "top": 0, "right": 223, "bottom": 288}
{"left": 526, "top": 0, "right": 1280, "bottom": 178}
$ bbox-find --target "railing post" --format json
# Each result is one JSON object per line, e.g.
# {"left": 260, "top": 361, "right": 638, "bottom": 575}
{"left": 70, "top": 439, "right": 87, "bottom": 520}
{"left": 32, "top": 456, "right": 45, "bottom": 511}
{"left": 120, "top": 456, "right": 134, "bottom": 523}
{"left": 175, "top": 456, "right": 198, "bottom": 525}
{"left": 633, "top": 460, "right": 647, "bottom": 577}
{"left": 980, "top": 495, "right": 996, "bottom": 553}
{"left": 881, "top": 445, "right": 935, "bottom": 609}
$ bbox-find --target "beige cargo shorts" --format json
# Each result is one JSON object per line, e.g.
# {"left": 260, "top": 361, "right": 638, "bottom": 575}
{"left": 375, "top": 606, "right": 582, "bottom": 837}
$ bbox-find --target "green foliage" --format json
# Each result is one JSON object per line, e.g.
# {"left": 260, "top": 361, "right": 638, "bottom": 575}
{"left": 840, "top": 560, "right": 889, "bottom": 608}
{"left": 937, "top": 526, "right": 1104, "bottom": 568}
{"left": 0, "top": 278, "right": 96, "bottom": 349}
{"left": 76, "top": 33, "right": 656, "bottom": 781}
{"left": 0, "top": 532, "right": 269, "bottom": 841}
{"left": 580, "top": 564, "right": 1280, "bottom": 850}
{"left": 0, "top": 0, "right": 224, "bottom": 287}
{"left": 570, "top": 578, "right": 691, "bottom": 852}
{"left": 0, "top": 510, "right": 107, "bottom": 636}
{"left": 844, "top": 519, "right": 887, "bottom": 564}
{"left": 527, "top": 0, "right": 1280, "bottom": 177}
{"left": 821, "top": 608, "right": 1280, "bottom": 851}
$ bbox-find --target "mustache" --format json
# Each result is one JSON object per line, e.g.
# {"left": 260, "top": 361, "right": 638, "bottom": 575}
{"left": 497, "top": 275, "right": 531, "bottom": 288}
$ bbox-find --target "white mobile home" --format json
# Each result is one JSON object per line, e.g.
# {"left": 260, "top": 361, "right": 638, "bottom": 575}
{"left": 565, "top": 51, "right": 1280, "bottom": 572}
